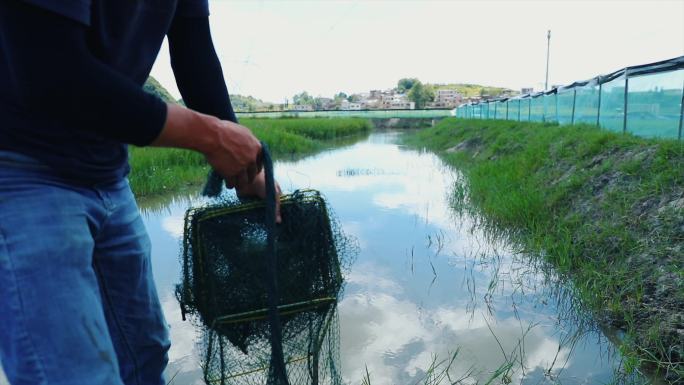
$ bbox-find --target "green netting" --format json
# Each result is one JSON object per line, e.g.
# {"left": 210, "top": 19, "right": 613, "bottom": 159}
{"left": 509, "top": 99, "right": 520, "bottom": 121}
{"left": 557, "top": 89, "right": 575, "bottom": 125}
{"left": 496, "top": 101, "right": 507, "bottom": 120}
{"left": 574, "top": 82, "right": 599, "bottom": 125}
{"left": 544, "top": 93, "right": 557, "bottom": 122}
{"left": 626, "top": 69, "right": 684, "bottom": 139}
{"left": 530, "top": 96, "right": 544, "bottom": 122}
{"left": 519, "top": 98, "right": 530, "bottom": 122}
{"left": 457, "top": 57, "right": 682, "bottom": 139}
{"left": 598, "top": 75, "right": 626, "bottom": 133}
{"left": 177, "top": 190, "right": 355, "bottom": 385}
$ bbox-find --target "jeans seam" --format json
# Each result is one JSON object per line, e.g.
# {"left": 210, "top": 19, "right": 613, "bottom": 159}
{"left": 93, "top": 259, "right": 141, "bottom": 385}
{"left": 0, "top": 226, "right": 49, "bottom": 384}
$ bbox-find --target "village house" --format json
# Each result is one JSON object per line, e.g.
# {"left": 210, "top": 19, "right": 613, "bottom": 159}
{"left": 340, "top": 100, "right": 363, "bottom": 110}
{"left": 291, "top": 104, "right": 314, "bottom": 111}
{"left": 429, "top": 89, "right": 462, "bottom": 108}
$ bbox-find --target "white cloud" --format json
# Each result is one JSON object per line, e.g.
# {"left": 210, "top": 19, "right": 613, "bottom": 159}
{"left": 339, "top": 268, "right": 572, "bottom": 385}
{"left": 161, "top": 216, "right": 185, "bottom": 239}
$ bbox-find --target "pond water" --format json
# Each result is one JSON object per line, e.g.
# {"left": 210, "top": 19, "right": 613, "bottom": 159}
{"left": 0, "top": 130, "right": 626, "bottom": 385}
{"left": 143, "top": 130, "right": 627, "bottom": 384}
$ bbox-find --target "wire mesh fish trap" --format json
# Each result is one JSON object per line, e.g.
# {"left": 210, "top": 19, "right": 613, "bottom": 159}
{"left": 200, "top": 303, "right": 342, "bottom": 385}
{"left": 176, "top": 189, "right": 352, "bottom": 385}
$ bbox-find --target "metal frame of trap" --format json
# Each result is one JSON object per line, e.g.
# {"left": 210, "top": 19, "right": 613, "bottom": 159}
{"left": 182, "top": 190, "right": 344, "bottom": 384}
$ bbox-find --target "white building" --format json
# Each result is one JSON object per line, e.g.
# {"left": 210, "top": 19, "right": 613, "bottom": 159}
{"left": 340, "top": 100, "right": 363, "bottom": 110}
{"left": 317, "top": 97, "right": 335, "bottom": 110}
{"left": 291, "top": 104, "right": 313, "bottom": 111}
{"left": 434, "top": 89, "right": 462, "bottom": 107}
{"left": 362, "top": 99, "right": 381, "bottom": 109}
{"left": 389, "top": 100, "right": 415, "bottom": 109}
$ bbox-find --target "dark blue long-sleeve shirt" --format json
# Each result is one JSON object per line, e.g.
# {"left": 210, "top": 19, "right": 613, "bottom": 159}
{"left": 0, "top": 0, "right": 238, "bottom": 184}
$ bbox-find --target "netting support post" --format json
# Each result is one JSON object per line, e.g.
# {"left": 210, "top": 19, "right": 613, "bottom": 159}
{"left": 678, "top": 79, "right": 684, "bottom": 141}
{"left": 528, "top": 100, "right": 531, "bottom": 121}
{"left": 570, "top": 89, "right": 576, "bottom": 125}
{"left": 623, "top": 70, "right": 630, "bottom": 134}
{"left": 555, "top": 93, "right": 559, "bottom": 123}
{"left": 596, "top": 80, "right": 602, "bottom": 128}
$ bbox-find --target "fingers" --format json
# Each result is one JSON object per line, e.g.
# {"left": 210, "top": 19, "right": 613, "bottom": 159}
{"left": 275, "top": 181, "right": 282, "bottom": 224}
{"left": 246, "top": 162, "right": 259, "bottom": 184}
{"left": 205, "top": 120, "right": 262, "bottom": 183}
{"left": 255, "top": 149, "right": 264, "bottom": 175}
{"left": 225, "top": 159, "right": 260, "bottom": 190}
{"left": 236, "top": 170, "right": 249, "bottom": 189}
{"left": 224, "top": 175, "right": 236, "bottom": 189}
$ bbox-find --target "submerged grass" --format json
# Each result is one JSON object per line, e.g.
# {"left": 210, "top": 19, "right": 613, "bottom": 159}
{"left": 129, "top": 117, "right": 372, "bottom": 197}
{"left": 406, "top": 118, "right": 684, "bottom": 383}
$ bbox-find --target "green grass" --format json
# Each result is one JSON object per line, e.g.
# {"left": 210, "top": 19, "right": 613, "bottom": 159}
{"left": 406, "top": 118, "right": 684, "bottom": 382}
{"left": 128, "top": 117, "right": 372, "bottom": 197}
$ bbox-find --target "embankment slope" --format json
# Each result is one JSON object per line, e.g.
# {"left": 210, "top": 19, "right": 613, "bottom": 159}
{"left": 407, "top": 118, "right": 683, "bottom": 382}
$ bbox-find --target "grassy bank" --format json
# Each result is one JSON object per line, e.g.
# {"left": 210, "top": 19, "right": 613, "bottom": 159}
{"left": 129, "top": 117, "right": 371, "bottom": 197}
{"left": 406, "top": 118, "right": 683, "bottom": 382}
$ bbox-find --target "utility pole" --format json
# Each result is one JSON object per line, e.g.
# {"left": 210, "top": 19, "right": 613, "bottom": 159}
{"left": 545, "top": 30, "right": 551, "bottom": 90}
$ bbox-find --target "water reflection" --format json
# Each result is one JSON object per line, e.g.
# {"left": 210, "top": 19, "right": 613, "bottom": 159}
{"left": 269, "top": 131, "right": 623, "bottom": 384}
{"left": 120, "top": 131, "right": 626, "bottom": 384}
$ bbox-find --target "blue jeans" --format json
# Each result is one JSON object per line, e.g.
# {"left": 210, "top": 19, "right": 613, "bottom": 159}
{"left": 0, "top": 151, "right": 170, "bottom": 385}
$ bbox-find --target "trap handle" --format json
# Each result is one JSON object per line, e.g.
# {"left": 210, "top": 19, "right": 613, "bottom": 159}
{"left": 261, "top": 143, "right": 290, "bottom": 385}
{"left": 201, "top": 143, "right": 289, "bottom": 384}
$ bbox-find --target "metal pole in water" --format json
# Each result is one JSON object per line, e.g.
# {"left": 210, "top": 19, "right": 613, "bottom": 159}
{"left": 545, "top": 30, "right": 551, "bottom": 91}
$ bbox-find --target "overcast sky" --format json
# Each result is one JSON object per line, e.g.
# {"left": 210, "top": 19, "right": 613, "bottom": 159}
{"left": 150, "top": 0, "right": 684, "bottom": 103}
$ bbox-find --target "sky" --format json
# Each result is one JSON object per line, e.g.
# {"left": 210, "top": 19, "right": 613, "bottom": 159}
{"left": 150, "top": 0, "right": 684, "bottom": 103}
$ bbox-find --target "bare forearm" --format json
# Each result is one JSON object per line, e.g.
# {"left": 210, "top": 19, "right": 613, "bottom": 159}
{"left": 150, "top": 103, "right": 218, "bottom": 153}
{"left": 152, "top": 103, "right": 261, "bottom": 180}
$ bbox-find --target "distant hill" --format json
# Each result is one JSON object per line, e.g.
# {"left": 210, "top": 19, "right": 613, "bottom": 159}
{"left": 143, "top": 76, "right": 177, "bottom": 103}
{"left": 143, "top": 76, "right": 275, "bottom": 111}
{"left": 230, "top": 94, "right": 276, "bottom": 112}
